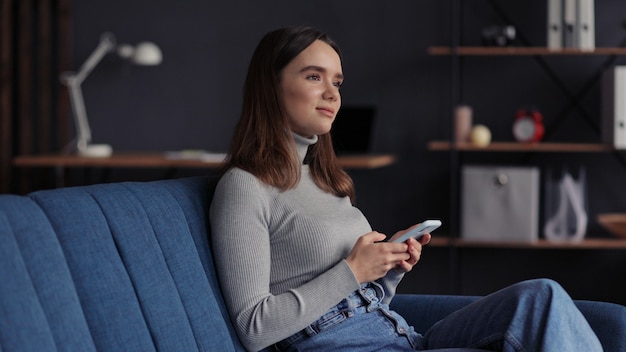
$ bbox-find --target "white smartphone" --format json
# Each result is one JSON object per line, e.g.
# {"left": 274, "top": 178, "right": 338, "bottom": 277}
{"left": 392, "top": 220, "right": 442, "bottom": 243}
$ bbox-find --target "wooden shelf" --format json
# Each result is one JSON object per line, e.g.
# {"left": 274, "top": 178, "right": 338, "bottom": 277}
{"left": 428, "top": 46, "right": 626, "bottom": 56}
{"left": 427, "top": 141, "right": 615, "bottom": 152}
{"left": 13, "top": 153, "right": 397, "bottom": 170}
{"left": 334, "top": 154, "right": 397, "bottom": 169}
{"left": 427, "top": 237, "right": 626, "bottom": 249}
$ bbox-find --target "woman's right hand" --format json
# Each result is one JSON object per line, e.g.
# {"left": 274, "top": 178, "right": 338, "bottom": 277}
{"left": 345, "top": 231, "right": 411, "bottom": 283}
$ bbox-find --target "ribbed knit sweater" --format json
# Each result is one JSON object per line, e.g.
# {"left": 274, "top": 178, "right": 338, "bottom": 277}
{"left": 209, "top": 134, "right": 404, "bottom": 351}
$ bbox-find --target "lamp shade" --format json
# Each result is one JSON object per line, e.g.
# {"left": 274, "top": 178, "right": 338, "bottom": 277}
{"left": 117, "top": 42, "right": 162, "bottom": 65}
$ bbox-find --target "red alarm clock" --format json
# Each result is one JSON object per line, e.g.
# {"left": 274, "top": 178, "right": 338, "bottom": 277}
{"left": 513, "top": 108, "right": 544, "bottom": 143}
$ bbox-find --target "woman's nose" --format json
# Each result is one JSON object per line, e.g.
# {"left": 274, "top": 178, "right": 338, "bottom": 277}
{"left": 323, "top": 84, "right": 339, "bottom": 101}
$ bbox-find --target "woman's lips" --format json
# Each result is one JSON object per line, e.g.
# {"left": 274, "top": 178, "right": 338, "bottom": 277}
{"left": 316, "top": 107, "right": 335, "bottom": 118}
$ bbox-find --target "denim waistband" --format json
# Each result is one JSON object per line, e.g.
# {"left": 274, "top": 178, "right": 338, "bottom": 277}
{"left": 273, "top": 282, "right": 385, "bottom": 351}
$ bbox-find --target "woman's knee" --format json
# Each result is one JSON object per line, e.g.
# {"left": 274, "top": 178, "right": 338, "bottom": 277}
{"left": 510, "top": 278, "right": 570, "bottom": 303}
{"left": 518, "top": 278, "right": 561, "bottom": 289}
{"left": 517, "top": 278, "right": 564, "bottom": 293}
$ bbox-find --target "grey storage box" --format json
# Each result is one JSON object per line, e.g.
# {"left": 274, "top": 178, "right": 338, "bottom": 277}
{"left": 461, "top": 166, "right": 540, "bottom": 242}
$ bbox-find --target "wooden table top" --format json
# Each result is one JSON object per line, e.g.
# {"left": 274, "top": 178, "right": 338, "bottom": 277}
{"left": 13, "top": 152, "right": 397, "bottom": 170}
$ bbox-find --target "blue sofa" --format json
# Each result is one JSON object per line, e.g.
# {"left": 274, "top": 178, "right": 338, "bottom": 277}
{"left": 1, "top": 176, "right": 625, "bottom": 352}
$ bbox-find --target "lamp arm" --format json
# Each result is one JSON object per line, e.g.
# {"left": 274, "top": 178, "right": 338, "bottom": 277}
{"left": 65, "top": 78, "right": 91, "bottom": 150}
{"left": 60, "top": 33, "right": 117, "bottom": 152}
{"left": 73, "top": 33, "right": 117, "bottom": 84}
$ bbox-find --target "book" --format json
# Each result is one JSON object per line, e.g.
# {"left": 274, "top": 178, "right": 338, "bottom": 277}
{"left": 576, "top": 0, "right": 595, "bottom": 51}
{"left": 602, "top": 66, "right": 626, "bottom": 149}
{"left": 547, "top": 0, "right": 562, "bottom": 49}
{"left": 563, "top": 0, "right": 577, "bottom": 48}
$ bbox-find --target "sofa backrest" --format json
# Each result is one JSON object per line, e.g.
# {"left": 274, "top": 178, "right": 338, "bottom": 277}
{"left": 0, "top": 176, "right": 245, "bottom": 351}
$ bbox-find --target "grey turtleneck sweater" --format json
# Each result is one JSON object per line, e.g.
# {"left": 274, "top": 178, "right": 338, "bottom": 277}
{"left": 210, "top": 134, "right": 404, "bottom": 352}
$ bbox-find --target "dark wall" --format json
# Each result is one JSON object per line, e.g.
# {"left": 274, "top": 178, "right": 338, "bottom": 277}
{"left": 71, "top": 0, "right": 626, "bottom": 303}
{"left": 71, "top": 0, "right": 452, "bottom": 230}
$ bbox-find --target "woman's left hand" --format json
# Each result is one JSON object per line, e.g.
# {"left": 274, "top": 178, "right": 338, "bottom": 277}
{"left": 392, "top": 230, "right": 431, "bottom": 273}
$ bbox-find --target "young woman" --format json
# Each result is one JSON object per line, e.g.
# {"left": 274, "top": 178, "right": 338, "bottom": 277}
{"left": 209, "top": 26, "right": 602, "bottom": 352}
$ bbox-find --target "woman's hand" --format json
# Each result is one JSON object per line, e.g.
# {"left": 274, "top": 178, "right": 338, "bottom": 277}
{"left": 389, "top": 225, "right": 432, "bottom": 274}
{"left": 346, "top": 231, "right": 411, "bottom": 284}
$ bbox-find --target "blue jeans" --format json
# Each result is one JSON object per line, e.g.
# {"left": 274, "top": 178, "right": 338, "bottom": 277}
{"left": 423, "top": 278, "right": 603, "bottom": 351}
{"left": 272, "top": 279, "right": 602, "bottom": 351}
{"left": 273, "top": 282, "right": 421, "bottom": 351}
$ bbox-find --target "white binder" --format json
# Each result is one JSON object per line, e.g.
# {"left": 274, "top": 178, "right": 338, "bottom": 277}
{"left": 563, "top": 0, "right": 577, "bottom": 47}
{"left": 602, "top": 66, "right": 626, "bottom": 149}
{"left": 576, "top": 0, "right": 595, "bottom": 51}
{"left": 547, "top": 0, "right": 562, "bottom": 49}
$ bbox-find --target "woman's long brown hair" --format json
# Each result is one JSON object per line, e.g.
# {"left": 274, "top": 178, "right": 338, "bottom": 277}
{"left": 223, "top": 26, "right": 355, "bottom": 203}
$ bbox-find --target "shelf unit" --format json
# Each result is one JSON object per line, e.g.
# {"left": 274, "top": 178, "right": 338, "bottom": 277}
{"left": 428, "top": 38, "right": 626, "bottom": 231}
{"left": 427, "top": 45, "right": 626, "bottom": 246}
{"left": 414, "top": 1, "right": 626, "bottom": 304}
{"left": 426, "top": 2, "right": 626, "bottom": 298}
{"left": 428, "top": 42, "right": 626, "bottom": 237}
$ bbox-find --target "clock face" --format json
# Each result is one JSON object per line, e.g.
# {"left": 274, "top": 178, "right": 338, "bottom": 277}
{"left": 513, "top": 117, "right": 536, "bottom": 142}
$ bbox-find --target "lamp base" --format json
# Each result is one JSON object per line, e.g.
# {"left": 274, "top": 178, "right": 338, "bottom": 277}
{"left": 78, "top": 144, "right": 113, "bottom": 158}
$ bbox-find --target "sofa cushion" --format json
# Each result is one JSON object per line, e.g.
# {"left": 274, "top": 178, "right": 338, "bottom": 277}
{"left": 28, "top": 177, "right": 243, "bottom": 351}
{"left": 0, "top": 195, "right": 96, "bottom": 351}
{"left": 575, "top": 300, "right": 626, "bottom": 352}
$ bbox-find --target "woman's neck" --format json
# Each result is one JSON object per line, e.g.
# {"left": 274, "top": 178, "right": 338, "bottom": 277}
{"left": 293, "top": 133, "right": 318, "bottom": 164}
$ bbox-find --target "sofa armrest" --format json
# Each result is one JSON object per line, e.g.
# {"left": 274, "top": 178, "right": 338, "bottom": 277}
{"left": 391, "top": 294, "right": 480, "bottom": 334}
{"left": 391, "top": 294, "right": 626, "bottom": 352}
{"left": 574, "top": 300, "right": 626, "bottom": 352}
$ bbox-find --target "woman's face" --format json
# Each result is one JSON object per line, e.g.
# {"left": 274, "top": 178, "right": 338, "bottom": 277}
{"left": 280, "top": 40, "right": 343, "bottom": 138}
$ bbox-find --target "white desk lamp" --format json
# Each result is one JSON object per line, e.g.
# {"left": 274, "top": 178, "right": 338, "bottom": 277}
{"left": 60, "top": 32, "right": 162, "bottom": 157}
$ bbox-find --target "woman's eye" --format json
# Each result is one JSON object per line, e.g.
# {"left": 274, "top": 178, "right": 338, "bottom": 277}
{"left": 333, "top": 81, "right": 343, "bottom": 88}
{"left": 307, "top": 74, "right": 321, "bottom": 81}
